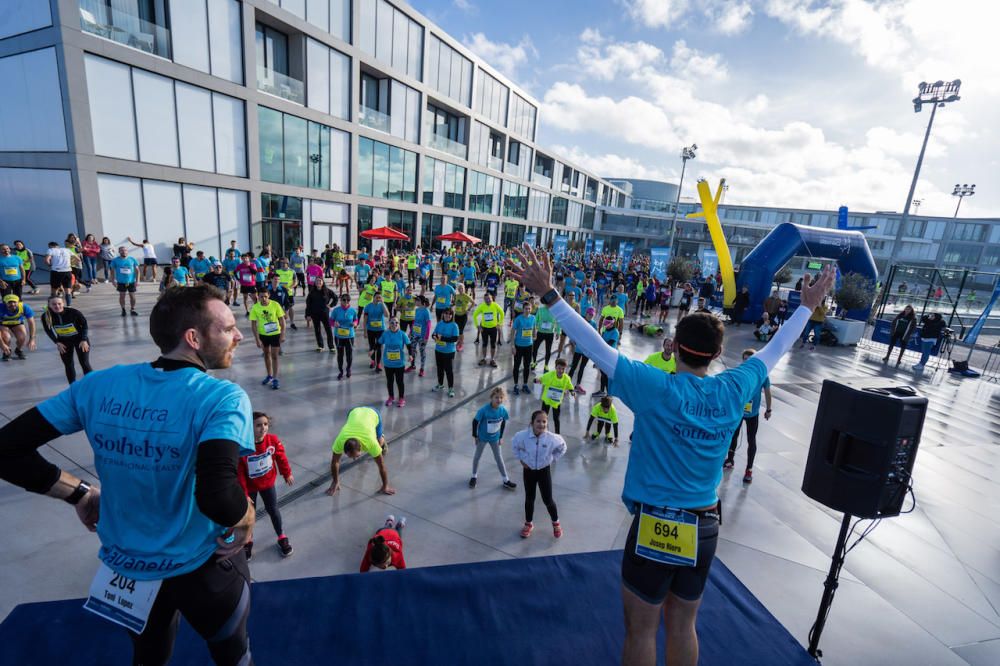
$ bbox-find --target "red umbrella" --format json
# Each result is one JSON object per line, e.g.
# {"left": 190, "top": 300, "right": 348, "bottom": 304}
{"left": 436, "top": 231, "right": 481, "bottom": 244}
{"left": 360, "top": 226, "right": 410, "bottom": 240}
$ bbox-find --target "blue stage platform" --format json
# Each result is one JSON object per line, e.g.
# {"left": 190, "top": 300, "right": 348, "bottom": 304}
{"left": 0, "top": 550, "right": 812, "bottom": 665}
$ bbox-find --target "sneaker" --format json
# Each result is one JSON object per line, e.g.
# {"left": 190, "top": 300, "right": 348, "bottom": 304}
{"left": 544, "top": 366, "right": 550, "bottom": 374}
{"left": 385, "top": 397, "right": 394, "bottom": 406}
{"left": 469, "top": 476, "right": 477, "bottom": 488}
{"left": 576, "top": 386, "right": 587, "bottom": 395}
{"left": 337, "top": 371, "right": 344, "bottom": 380}
{"left": 290, "top": 323, "right": 298, "bottom": 330}
{"left": 347, "top": 370, "right": 352, "bottom": 378}
{"left": 329, "top": 348, "right": 336, "bottom": 353}
{"left": 530, "top": 361, "right": 538, "bottom": 369}
{"left": 1, "top": 353, "right": 9, "bottom": 361}
{"left": 490, "top": 359, "right": 498, "bottom": 368}
{"left": 605, "top": 436, "right": 613, "bottom": 444}
{"left": 131, "top": 310, "right": 138, "bottom": 317}
{"left": 370, "top": 360, "right": 376, "bottom": 369}
{"left": 418, "top": 369, "right": 425, "bottom": 377}
{"left": 432, "top": 384, "right": 443, "bottom": 392}
{"left": 723, "top": 459, "right": 735, "bottom": 469}
{"left": 592, "top": 390, "right": 606, "bottom": 397}
{"left": 261, "top": 375, "right": 273, "bottom": 385}
{"left": 384, "top": 514, "right": 396, "bottom": 529}
{"left": 553, "top": 521, "right": 563, "bottom": 538}
{"left": 912, "top": 364, "right": 925, "bottom": 372}
{"left": 520, "top": 522, "right": 534, "bottom": 538}
{"left": 277, "top": 536, "right": 293, "bottom": 557}
{"left": 395, "top": 517, "right": 407, "bottom": 531}
{"left": 513, "top": 385, "right": 520, "bottom": 396}
{"left": 316, "top": 346, "right": 324, "bottom": 352}
{"left": 397, "top": 398, "right": 406, "bottom": 407}
{"left": 590, "top": 432, "right": 598, "bottom": 440}
{"left": 502, "top": 479, "right": 518, "bottom": 490}
{"left": 522, "top": 383, "right": 531, "bottom": 394}
{"left": 271, "top": 378, "right": 280, "bottom": 390}
{"left": 406, "top": 365, "right": 415, "bottom": 373}
{"left": 448, "top": 388, "right": 455, "bottom": 398}
{"left": 14, "top": 349, "right": 26, "bottom": 360}
{"left": 743, "top": 469, "right": 753, "bottom": 484}
{"left": 809, "top": 344, "right": 815, "bottom": 351}
{"left": 478, "top": 358, "right": 487, "bottom": 366}
{"left": 120, "top": 308, "right": 126, "bottom": 317}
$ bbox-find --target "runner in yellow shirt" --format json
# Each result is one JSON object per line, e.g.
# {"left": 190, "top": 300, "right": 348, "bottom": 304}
{"left": 586, "top": 396, "right": 620, "bottom": 445}
{"left": 249, "top": 289, "right": 285, "bottom": 390}
{"left": 644, "top": 336, "right": 677, "bottom": 374}
{"left": 473, "top": 292, "right": 505, "bottom": 367}
{"left": 534, "top": 358, "right": 574, "bottom": 434}
{"left": 326, "top": 406, "right": 395, "bottom": 496}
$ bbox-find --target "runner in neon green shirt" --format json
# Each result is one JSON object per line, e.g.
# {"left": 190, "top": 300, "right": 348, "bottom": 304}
{"left": 249, "top": 291, "right": 285, "bottom": 389}
{"left": 534, "top": 358, "right": 574, "bottom": 434}
{"left": 643, "top": 335, "right": 677, "bottom": 374}
{"left": 327, "top": 406, "right": 394, "bottom": 496}
{"left": 473, "top": 293, "right": 505, "bottom": 366}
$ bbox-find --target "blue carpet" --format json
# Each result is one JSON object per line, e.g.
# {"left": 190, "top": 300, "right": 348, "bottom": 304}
{"left": 0, "top": 551, "right": 812, "bottom": 665}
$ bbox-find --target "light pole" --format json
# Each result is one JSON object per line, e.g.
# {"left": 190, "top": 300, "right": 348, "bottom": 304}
{"left": 911, "top": 199, "right": 922, "bottom": 215}
{"left": 721, "top": 182, "right": 730, "bottom": 204}
{"left": 667, "top": 144, "right": 697, "bottom": 254}
{"left": 898, "top": 80, "right": 961, "bottom": 238}
{"left": 952, "top": 183, "right": 975, "bottom": 217}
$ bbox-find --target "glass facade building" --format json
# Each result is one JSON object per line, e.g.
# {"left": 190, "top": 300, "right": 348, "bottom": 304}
{"left": 0, "top": 0, "right": 622, "bottom": 257}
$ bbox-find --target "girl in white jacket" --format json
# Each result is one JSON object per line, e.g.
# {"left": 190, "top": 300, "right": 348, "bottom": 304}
{"left": 512, "top": 409, "right": 568, "bottom": 539}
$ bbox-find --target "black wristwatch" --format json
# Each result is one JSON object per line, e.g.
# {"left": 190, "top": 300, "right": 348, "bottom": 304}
{"left": 540, "top": 288, "right": 560, "bottom": 306}
{"left": 65, "top": 480, "right": 91, "bottom": 505}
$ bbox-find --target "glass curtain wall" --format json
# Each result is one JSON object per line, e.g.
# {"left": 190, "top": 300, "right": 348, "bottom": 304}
{"left": 259, "top": 106, "right": 342, "bottom": 190}
{"left": 357, "top": 136, "right": 417, "bottom": 202}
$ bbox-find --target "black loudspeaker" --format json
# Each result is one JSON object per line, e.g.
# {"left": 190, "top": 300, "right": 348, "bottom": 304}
{"left": 801, "top": 380, "right": 928, "bottom": 519}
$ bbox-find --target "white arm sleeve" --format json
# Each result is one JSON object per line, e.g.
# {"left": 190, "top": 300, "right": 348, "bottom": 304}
{"left": 754, "top": 305, "right": 813, "bottom": 372}
{"left": 550, "top": 299, "right": 620, "bottom": 379}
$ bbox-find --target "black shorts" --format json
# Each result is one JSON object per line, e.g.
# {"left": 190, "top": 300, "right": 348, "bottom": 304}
{"left": 143, "top": 258, "right": 157, "bottom": 266}
{"left": 50, "top": 271, "right": 73, "bottom": 290}
{"left": 464, "top": 281, "right": 475, "bottom": 290}
{"left": 659, "top": 302, "right": 670, "bottom": 312}
{"left": 116, "top": 282, "right": 136, "bottom": 293}
{"left": 621, "top": 506, "right": 720, "bottom": 604}
{"left": 259, "top": 334, "right": 281, "bottom": 347}
{"left": 240, "top": 285, "right": 257, "bottom": 295}
{"left": 1, "top": 280, "right": 22, "bottom": 298}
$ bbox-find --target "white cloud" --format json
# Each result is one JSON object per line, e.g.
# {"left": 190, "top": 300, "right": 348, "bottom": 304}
{"left": 453, "top": 0, "right": 474, "bottom": 11}
{"left": 622, "top": 0, "right": 754, "bottom": 34}
{"left": 463, "top": 33, "right": 538, "bottom": 79}
{"left": 705, "top": 1, "right": 754, "bottom": 35}
{"left": 621, "top": 0, "right": 691, "bottom": 28}
{"left": 577, "top": 31, "right": 664, "bottom": 81}
{"left": 549, "top": 145, "right": 672, "bottom": 181}
{"left": 670, "top": 40, "right": 729, "bottom": 82}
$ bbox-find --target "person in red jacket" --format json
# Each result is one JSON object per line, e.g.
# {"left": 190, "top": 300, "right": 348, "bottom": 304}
{"left": 239, "top": 411, "right": 294, "bottom": 560}
{"left": 360, "top": 515, "right": 407, "bottom": 572}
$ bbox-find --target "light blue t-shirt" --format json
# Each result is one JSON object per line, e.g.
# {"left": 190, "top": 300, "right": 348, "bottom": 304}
{"left": 432, "top": 320, "right": 459, "bottom": 354}
{"left": 411, "top": 308, "right": 432, "bottom": 339}
{"left": 110, "top": 256, "right": 139, "bottom": 284}
{"left": 289, "top": 253, "right": 306, "bottom": 272}
{"left": 601, "top": 326, "right": 621, "bottom": 348}
{"left": 330, "top": 306, "right": 357, "bottom": 339}
{"left": 378, "top": 329, "right": 411, "bottom": 368}
{"left": 355, "top": 264, "right": 371, "bottom": 283}
{"left": 171, "top": 266, "right": 189, "bottom": 284}
{"left": 189, "top": 258, "right": 211, "bottom": 278}
{"left": 0, "top": 255, "right": 23, "bottom": 281}
{"left": 744, "top": 376, "right": 771, "bottom": 418}
{"left": 254, "top": 257, "right": 270, "bottom": 283}
{"left": 475, "top": 403, "right": 509, "bottom": 443}
{"left": 37, "top": 363, "right": 254, "bottom": 580}
{"left": 462, "top": 266, "right": 477, "bottom": 282}
{"left": 364, "top": 302, "right": 386, "bottom": 332}
{"left": 222, "top": 257, "right": 240, "bottom": 274}
{"left": 512, "top": 314, "right": 536, "bottom": 347}
{"left": 612, "top": 355, "right": 767, "bottom": 511}
{"left": 616, "top": 293, "right": 629, "bottom": 310}
{"left": 433, "top": 284, "right": 456, "bottom": 310}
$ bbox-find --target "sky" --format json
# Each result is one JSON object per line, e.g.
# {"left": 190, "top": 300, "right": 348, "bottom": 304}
{"left": 412, "top": 0, "right": 1000, "bottom": 219}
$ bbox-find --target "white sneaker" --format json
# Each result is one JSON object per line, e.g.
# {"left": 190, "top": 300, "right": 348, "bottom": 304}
{"left": 384, "top": 514, "right": 396, "bottom": 529}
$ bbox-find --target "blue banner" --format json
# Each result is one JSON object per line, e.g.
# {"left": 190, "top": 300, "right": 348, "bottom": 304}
{"left": 523, "top": 232, "right": 537, "bottom": 248}
{"left": 966, "top": 279, "right": 1000, "bottom": 345}
{"left": 584, "top": 238, "right": 594, "bottom": 258}
{"left": 593, "top": 238, "right": 604, "bottom": 255}
{"left": 620, "top": 242, "right": 634, "bottom": 267}
{"left": 650, "top": 247, "right": 669, "bottom": 282}
{"left": 837, "top": 205, "right": 848, "bottom": 229}
{"left": 553, "top": 235, "right": 569, "bottom": 259}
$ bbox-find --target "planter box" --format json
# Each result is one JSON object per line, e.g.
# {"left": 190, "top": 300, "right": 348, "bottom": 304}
{"left": 824, "top": 317, "right": 865, "bottom": 346}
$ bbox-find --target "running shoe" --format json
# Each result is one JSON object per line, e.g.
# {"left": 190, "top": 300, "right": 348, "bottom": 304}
{"left": 316, "top": 347, "right": 324, "bottom": 352}
{"left": 329, "top": 348, "right": 336, "bottom": 353}
{"left": 490, "top": 359, "right": 498, "bottom": 368}
{"left": 347, "top": 370, "right": 352, "bottom": 378}
{"left": 723, "top": 459, "right": 735, "bottom": 469}
{"left": 131, "top": 310, "right": 138, "bottom": 316}
{"left": 590, "top": 432, "right": 598, "bottom": 440}
{"left": 271, "top": 378, "right": 280, "bottom": 390}
{"left": 448, "top": 388, "right": 455, "bottom": 398}
{"left": 522, "top": 383, "right": 531, "bottom": 394}
{"left": 513, "top": 385, "right": 520, "bottom": 395}
{"left": 14, "top": 349, "right": 25, "bottom": 360}
{"left": 520, "top": 522, "right": 534, "bottom": 538}
{"left": 576, "top": 386, "right": 587, "bottom": 395}
{"left": 397, "top": 398, "right": 406, "bottom": 407}
{"left": 478, "top": 358, "right": 486, "bottom": 366}
{"left": 469, "top": 476, "right": 477, "bottom": 488}
{"left": 290, "top": 323, "right": 298, "bottom": 330}
{"left": 418, "top": 369, "right": 425, "bottom": 377}
{"left": 396, "top": 516, "right": 406, "bottom": 530}
{"left": 592, "top": 390, "right": 606, "bottom": 398}
{"left": 432, "top": 384, "right": 443, "bottom": 392}
{"left": 502, "top": 479, "right": 517, "bottom": 490}
{"left": 553, "top": 521, "right": 563, "bottom": 539}
{"left": 743, "top": 469, "right": 753, "bottom": 484}
{"left": 277, "top": 536, "right": 293, "bottom": 557}
{"left": 261, "top": 375, "right": 273, "bottom": 385}
{"left": 809, "top": 345, "right": 815, "bottom": 351}
{"left": 530, "top": 361, "right": 538, "bottom": 369}
{"left": 385, "top": 397, "right": 394, "bottom": 406}
{"left": 120, "top": 308, "right": 126, "bottom": 317}
{"left": 605, "top": 436, "right": 614, "bottom": 444}
{"left": 243, "top": 542, "right": 253, "bottom": 562}
{"left": 370, "top": 360, "right": 376, "bottom": 369}
{"left": 337, "top": 371, "right": 344, "bottom": 380}
{"left": 1, "top": 353, "right": 9, "bottom": 362}
{"left": 384, "top": 514, "right": 396, "bottom": 529}
{"left": 406, "top": 365, "right": 415, "bottom": 373}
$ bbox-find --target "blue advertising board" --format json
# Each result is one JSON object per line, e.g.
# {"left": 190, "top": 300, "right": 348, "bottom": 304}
{"left": 650, "top": 247, "right": 669, "bottom": 282}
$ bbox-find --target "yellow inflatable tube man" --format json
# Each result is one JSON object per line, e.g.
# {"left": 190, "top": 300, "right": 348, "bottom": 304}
{"left": 686, "top": 178, "right": 736, "bottom": 308}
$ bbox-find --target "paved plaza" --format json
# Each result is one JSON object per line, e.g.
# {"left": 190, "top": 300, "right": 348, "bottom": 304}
{"left": 1, "top": 282, "right": 999, "bottom": 665}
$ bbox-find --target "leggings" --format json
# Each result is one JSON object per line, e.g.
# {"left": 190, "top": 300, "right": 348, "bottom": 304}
{"left": 409, "top": 338, "right": 427, "bottom": 369}
{"left": 58, "top": 337, "right": 93, "bottom": 384}
{"left": 523, "top": 465, "right": 558, "bottom": 523}
{"left": 249, "top": 485, "right": 283, "bottom": 537}
{"left": 129, "top": 555, "right": 252, "bottom": 666}
{"left": 367, "top": 330, "right": 382, "bottom": 366}
{"left": 25, "top": 269, "right": 37, "bottom": 289}
{"left": 541, "top": 402, "right": 561, "bottom": 434}
{"left": 884, "top": 333, "right": 908, "bottom": 361}
{"left": 599, "top": 370, "right": 609, "bottom": 394}
{"left": 513, "top": 345, "right": 532, "bottom": 384}
{"left": 728, "top": 415, "right": 759, "bottom": 469}
{"left": 385, "top": 366, "right": 405, "bottom": 398}
{"left": 569, "top": 352, "right": 589, "bottom": 384}
{"left": 455, "top": 313, "right": 468, "bottom": 334}
{"left": 801, "top": 320, "right": 823, "bottom": 344}
{"left": 435, "top": 350, "right": 455, "bottom": 387}
{"left": 336, "top": 337, "right": 354, "bottom": 372}
{"left": 473, "top": 439, "right": 508, "bottom": 479}
{"left": 532, "top": 332, "right": 554, "bottom": 367}
{"left": 311, "top": 315, "right": 333, "bottom": 349}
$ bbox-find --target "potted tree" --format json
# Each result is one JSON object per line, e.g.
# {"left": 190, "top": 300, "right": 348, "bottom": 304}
{"left": 668, "top": 256, "right": 695, "bottom": 306}
{"left": 825, "top": 272, "right": 876, "bottom": 345}
{"left": 772, "top": 265, "right": 793, "bottom": 296}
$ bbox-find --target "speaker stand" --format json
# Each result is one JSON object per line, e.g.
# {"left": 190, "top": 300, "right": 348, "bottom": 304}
{"left": 807, "top": 513, "right": 852, "bottom": 661}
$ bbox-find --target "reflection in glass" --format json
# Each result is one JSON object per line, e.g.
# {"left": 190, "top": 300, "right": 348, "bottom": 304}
{"left": 258, "top": 107, "right": 284, "bottom": 184}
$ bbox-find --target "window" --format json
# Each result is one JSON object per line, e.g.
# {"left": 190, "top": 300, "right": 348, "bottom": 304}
{"left": 505, "top": 140, "right": 531, "bottom": 180}
{"left": 952, "top": 222, "right": 986, "bottom": 242}
{"left": 258, "top": 106, "right": 348, "bottom": 191}
{"left": 421, "top": 213, "right": 443, "bottom": 250}
{"left": 303, "top": 0, "right": 351, "bottom": 43}
{"left": 584, "top": 177, "right": 597, "bottom": 203}
{"left": 475, "top": 69, "right": 509, "bottom": 126}
{"left": 942, "top": 244, "right": 981, "bottom": 265}
{"left": 560, "top": 165, "right": 572, "bottom": 192}
{"left": 306, "top": 39, "right": 350, "bottom": 119}
{"left": 357, "top": 136, "right": 417, "bottom": 202}
{"left": 488, "top": 131, "right": 504, "bottom": 168}
{"left": 533, "top": 153, "right": 553, "bottom": 187}
{"left": 466, "top": 218, "right": 491, "bottom": 243}
{"left": 502, "top": 181, "right": 528, "bottom": 219}
{"left": 527, "top": 189, "right": 549, "bottom": 223}
{"left": 582, "top": 206, "right": 595, "bottom": 230}
{"left": 904, "top": 219, "right": 926, "bottom": 237}
{"left": 427, "top": 102, "right": 467, "bottom": 159}
{"left": 256, "top": 23, "right": 303, "bottom": 104}
{"left": 508, "top": 141, "right": 520, "bottom": 166}
{"left": 427, "top": 35, "right": 472, "bottom": 106}
{"left": 791, "top": 212, "right": 810, "bottom": 225}
{"left": 550, "top": 196, "right": 568, "bottom": 226}
{"left": 359, "top": 71, "right": 420, "bottom": 142}
{"left": 468, "top": 170, "right": 499, "bottom": 215}
{"left": 423, "top": 156, "right": 466, "bottom": 210}
{"left": 356, "top": 0, "right": 422, "bottom": 80}
{"left": 508, "top": 92, "right": 536, "bottom": 140}
{"left": 982, "top": 246, "right": 1000, "bottom": 267}
{"left": 500, "top": 222, "right": 526, "bottom": 246}
{"left": 80, "top": 0, "right": 172, "bottom": 59}
{"left": 897, "top": 242, "right": 939, "bottom": 261}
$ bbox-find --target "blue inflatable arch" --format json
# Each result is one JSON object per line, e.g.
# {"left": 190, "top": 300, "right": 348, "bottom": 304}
{"left": 736, "top": 223, "right": 878, "bottom": 322}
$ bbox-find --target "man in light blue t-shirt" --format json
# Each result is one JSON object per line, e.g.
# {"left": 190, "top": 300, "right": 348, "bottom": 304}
{"left": 432, "top": 275, "right": 456, "bottom": 321}
{"left": 506, "top": 244, "right": 836, "bottom": 666}
{"left": 0, "top": 284, "right": 257, "bottom": 664}
{"left": 110, "top": 246, "right": 140, "bottom": 317}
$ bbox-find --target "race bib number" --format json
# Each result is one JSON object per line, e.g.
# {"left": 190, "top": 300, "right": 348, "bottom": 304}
{"left": 635, "top": 506, "right": 698, "bottom": 567}
{"left": 336, "top": 327, "right": 350, "bottom": 337}
{"left": 83, "top": 563, "right": 162, "bottom": 633}
{"left": 744, "top": 402, "right": 753, "bottom": 413}
{"left": 520, "top": 329, "right": 532, "bottom": 339}
{"left": 483, "top": 312, "right": 494, "bottom": 322}
{"left": 53, "top": 323, "right": 78, "bottom": 337}
{"left": 597, "top": 416, "right": 612, "bottom": 424}
{"left": 247, "top": 451, "right": 273, "bottom": 479}
{"left": 370, "top": 320, "right": 382, "bottom": 328}
{"left": 540, "top": 322, "right": 553, "bottom": 332}
{"left": 486, "top": 419, "right": 503, "bottom": 434}
{"left": 413, "top": 325, "right": 422, "bottom": 335}
{"left": 3, "top": 267, "right": 17, "bottom": 276}
{"left": 436, "top": 339, "right": 446, "bottom": 348}
{"left": 546, "top": 387, "right": 564, "bottom": 403}
{"left": 404, "top": 309, "right": 415, "bottom": 319}
{"left": 262, "top": 321, "right": 280, "bottom": 334}
{"left": 436, "top": 297, "right": 446, "bottom": 305}
{"left": 386, "top": 351, "right": 401, "bottom": 361}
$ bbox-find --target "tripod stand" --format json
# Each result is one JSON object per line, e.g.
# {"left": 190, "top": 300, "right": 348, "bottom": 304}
{"left": 807, "top": 513, "right": 852, "bottom": 660}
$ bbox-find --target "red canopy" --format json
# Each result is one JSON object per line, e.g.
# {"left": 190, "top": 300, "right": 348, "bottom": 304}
{"left": 436, "top": 231, "right": 482, "bottom": 244}
{"left": 360, "top": 226, "right": 410, "bottom": 240}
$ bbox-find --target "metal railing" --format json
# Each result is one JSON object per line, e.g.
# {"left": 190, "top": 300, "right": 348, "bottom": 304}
{"left": 358, "top": 106, "right": 391, "bottom": 133}
{"left": 79, "top": 6, "right": 170, "bottom": 58}
{"left": 428, "top": 133, "right": 467, "bottom": 160}
{"left": 257, "top": 68, "right": 305, "bottom": 105}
